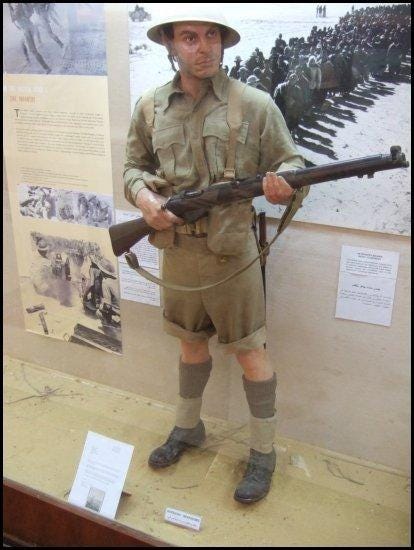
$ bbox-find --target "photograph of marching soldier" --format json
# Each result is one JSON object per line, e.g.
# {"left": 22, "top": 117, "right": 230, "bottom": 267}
{"left": 128, "top": 3, "right": 410, "bottom": 236}
{"left": 22, "top": 232, "right": 122, "bottom": 354}
{"left": 3, "top": 3, "right": 107, "bottom": 76}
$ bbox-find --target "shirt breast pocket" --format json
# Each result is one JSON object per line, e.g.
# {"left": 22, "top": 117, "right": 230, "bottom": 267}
{"left": 235, "top": 121, "right": 260, "bottom": 179}
{"left": 203, "top": 120, "right": 258, "bottom": 181}
{"left": 202, "top": 120, "right": 230, "bottom": 181}
{"left": 153, "top": 124, "right": 189, "bottom": 181}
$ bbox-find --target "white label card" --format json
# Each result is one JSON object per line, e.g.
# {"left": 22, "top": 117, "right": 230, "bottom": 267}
{"left": 68, "top": 431, "right": 134, "bottom": 520}
{"left": 165, "top": 507, "right": 202, "bottom": 531}
{"left": 335, "top": 245, "right": 400, "bottom": 327}
{"left": 115, "top": 209, "right": 161, "bottom": 306}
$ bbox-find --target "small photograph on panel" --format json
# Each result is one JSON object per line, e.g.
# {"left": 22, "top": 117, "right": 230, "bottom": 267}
{"left": 85, "top": 487, "right": 105, "bottom": 513}
{"left": 3, "top": 3, "right": 107, "bottom": 76}
{"left": 74, "top": 192, "right": 113, "bottom": 228}
{"left": 57, "top": 189, "right": 76, "bottom": 223}
{"left": 23, "top": 232, "right": 122, "bottom": 355}
{"left": 19, "top": 185, "right": 58, "bottom": 220}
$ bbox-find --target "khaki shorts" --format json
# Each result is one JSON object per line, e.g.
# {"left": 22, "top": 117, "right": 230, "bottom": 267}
{"left": 162, "top": 230, "right": 266, "bottom": 354}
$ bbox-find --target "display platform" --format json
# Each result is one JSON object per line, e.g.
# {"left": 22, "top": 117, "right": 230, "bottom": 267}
{"left": 3, "top": 356, "right": 410, "bottom": 547}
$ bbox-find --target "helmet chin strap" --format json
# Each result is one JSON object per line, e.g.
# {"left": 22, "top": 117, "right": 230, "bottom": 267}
{"left": 167, "top": 53, "right": 177, "bottom": 72}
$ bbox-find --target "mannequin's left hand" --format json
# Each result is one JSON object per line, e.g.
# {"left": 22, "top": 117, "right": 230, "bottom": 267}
{"left": 263, "top": 172, "right": 294, "bottom": 205}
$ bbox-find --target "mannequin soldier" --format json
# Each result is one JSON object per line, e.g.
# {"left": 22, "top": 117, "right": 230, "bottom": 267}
{"left": 124, "top": 13, "right": 308, "bottom": 503}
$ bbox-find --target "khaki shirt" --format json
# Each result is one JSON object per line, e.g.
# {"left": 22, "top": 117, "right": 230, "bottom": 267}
{"left": 124, "top": 69, "right": 308, "bottom": 253}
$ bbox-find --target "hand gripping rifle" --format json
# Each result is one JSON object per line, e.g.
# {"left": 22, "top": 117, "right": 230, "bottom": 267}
{"left": 109, "top": 146, "right": 409, "bottom": 291}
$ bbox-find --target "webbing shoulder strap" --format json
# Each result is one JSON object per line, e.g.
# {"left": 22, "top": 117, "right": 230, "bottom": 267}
{"left": 223, "top": 79, "right": 247, "bottom": 180}
{"left": 140, "top": 88, "right": 155, "bottom": 130}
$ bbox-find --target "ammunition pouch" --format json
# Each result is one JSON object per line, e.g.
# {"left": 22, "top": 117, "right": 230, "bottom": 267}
{"left": 148, "top": 228, "right": 176, "bottom": 250}
{"left": 206, "top": 199, "right": 253, "bottom": 256}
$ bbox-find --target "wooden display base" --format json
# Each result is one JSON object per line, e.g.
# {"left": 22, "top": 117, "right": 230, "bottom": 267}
{"left": 4, "top": 358, "right": 410, "bottom": 547}
{"left": 3, "top": 478, "right": 170, "bottom": 547}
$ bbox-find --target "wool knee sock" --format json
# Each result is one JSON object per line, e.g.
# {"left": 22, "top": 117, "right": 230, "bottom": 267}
{"left": 242, "top": 373, "right": 277, "bottom": 454}
{"left": 175, "top": 356, "right": 212, "bottom": 429}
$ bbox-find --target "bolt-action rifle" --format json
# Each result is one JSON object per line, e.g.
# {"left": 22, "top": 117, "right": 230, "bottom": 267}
{"left": 110, "top": 147, "right": 409, "bottom": 267}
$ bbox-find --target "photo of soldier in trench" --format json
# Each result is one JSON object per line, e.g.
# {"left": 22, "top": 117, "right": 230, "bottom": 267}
{"left": 26, "top": 232, "right": 122, "bottom": 354}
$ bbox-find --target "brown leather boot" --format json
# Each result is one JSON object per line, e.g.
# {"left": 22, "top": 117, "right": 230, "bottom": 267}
{"left": 148, "top": 421, "right": 206, "bottom": 469}
{"left": 234, "top": 447, "right": 276, "bottom": 503}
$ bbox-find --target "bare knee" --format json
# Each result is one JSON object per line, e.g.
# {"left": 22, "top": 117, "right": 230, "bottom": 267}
{"left": 180, "top": 339, "right": 210, "bottom": 363}
{"left": 236, "top": 347, "right": 273, "bottom": 381}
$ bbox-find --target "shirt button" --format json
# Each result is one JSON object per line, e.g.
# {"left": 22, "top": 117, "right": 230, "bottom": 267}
{"left": 219, "top": 256, "right": 228, "bottom": 263}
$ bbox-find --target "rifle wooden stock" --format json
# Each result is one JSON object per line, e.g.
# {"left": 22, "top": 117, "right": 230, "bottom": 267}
{"left": 110, "top": 146, "right": 409, "bottom": 257}
{"left": 109, "top": 217, "right": 152, "bottom": 257}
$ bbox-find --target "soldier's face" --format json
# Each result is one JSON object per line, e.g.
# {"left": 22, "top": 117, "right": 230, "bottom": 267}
{"left": 170, "top": 22, "right": 222, "bottom": 79}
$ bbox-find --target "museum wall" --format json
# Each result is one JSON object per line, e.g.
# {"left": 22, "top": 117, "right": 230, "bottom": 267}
{"left": 3, "top": 4, "right": 410, "bottom": 473}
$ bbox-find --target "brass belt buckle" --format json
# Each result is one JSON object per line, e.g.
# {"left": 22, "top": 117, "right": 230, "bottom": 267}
{"left": 175, "top": 218, "right": 207, "bottom": 237}
{"left": 194, "top": 218, "right": 208, "bottom": 236}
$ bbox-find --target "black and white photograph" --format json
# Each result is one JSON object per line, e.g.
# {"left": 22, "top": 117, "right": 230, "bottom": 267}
{"left": 72, "top": 192, "right": 113, "bottom": 228}
{"left": 19, "top": 184, "right": 58, "bottom": 220}
{"left": 128, "top": 3, "right": 411, "bottom": 236}
{"left": 18, "top": 185, "right": 114, "bottom": 228}
{"left": 85, "top": 487, "right": 106, "bottom": 513}
{"left": 3, "top": 3, "right": 107, "bottom": 76}
{"left": 56, "top": 190, "right": 114, "bottom": 228}
{"left": 22, "top": 231, "right": 122, "bottom": 354}
{"left": 56, "top": 189, "right": 76, "bottom": 223}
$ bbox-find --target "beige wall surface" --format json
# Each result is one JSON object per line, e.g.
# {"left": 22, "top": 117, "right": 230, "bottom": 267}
{"left": 3, "top": 4, "right": 411, "bottom": 473}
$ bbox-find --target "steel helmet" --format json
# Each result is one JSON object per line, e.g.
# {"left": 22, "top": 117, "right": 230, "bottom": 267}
{"left": 246, "top": 75, "right": 260, "bottom": 86}
{"left": 147, "top": 13, "right": 240, "bottom": 49}
{"left": 96, "top": 257, "right": 117, "bottom": 279}
{"left": 37, "top": 238, "right": 48, "bottom": 252}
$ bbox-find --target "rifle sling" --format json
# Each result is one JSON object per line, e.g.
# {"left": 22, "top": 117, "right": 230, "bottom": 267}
{"left": 124, "top": 226, "right": 283, "bottom": 292}
{"left": 223, "top": 79, "right": 246, "bottom": 180}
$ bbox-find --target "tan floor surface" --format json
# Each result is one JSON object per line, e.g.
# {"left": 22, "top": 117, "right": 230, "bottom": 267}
{"left": 3, "top": 356, "right": 410, "bottom": 547}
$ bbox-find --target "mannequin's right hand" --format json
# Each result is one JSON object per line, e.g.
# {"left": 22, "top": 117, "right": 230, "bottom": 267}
{"left": 136, "top": 188, "right": 184, "bottom": 230}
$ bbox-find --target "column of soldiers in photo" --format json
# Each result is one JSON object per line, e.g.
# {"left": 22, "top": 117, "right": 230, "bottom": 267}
{"left": 225, "top": 4, "right": 411, "bottom": 141}
{"left": 316, "top": 5, "right": 327, "bottom": 18}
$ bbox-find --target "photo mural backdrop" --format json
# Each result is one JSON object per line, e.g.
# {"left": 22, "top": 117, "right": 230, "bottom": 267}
{"left": 128, "top": 2, "right": 411, "bottom": 236}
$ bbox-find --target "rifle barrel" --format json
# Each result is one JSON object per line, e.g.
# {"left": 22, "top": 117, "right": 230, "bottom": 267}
{"left": 166, "top": 147, "right": 409, "bottom": 216}
{"left": 109, "top": 147, "right": 409, "bottom": 256}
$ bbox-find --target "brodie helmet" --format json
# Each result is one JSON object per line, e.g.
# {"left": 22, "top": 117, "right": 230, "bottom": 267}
{"left": 147, "top": 13, "right": 240, "bottom": 49}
